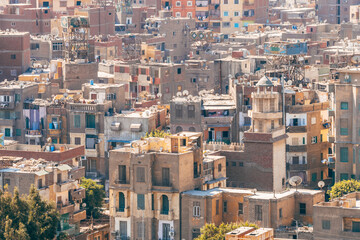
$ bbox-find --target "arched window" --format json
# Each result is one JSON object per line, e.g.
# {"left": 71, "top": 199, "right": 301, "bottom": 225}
{"left": 119, "top": 192, "right": 125, "bottom": 212}
{"left": 189, "top": 127, "right": 196, "bottom": 132}
{"left": 25, "top": 117, "right": 30, "bottom": 129}
{"left": 175, "top": 126, "right": 183, "bottom": 133}
{"left": 161, "top": 195, "right": 169, "bottom": 215}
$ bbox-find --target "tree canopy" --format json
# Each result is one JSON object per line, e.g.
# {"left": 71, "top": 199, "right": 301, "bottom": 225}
{"left": 144, "top": 129, "right": 170, "bottom": 138}
{"left": 195, "top": 222, "right": 258, "bottom": 240}
{"left": 80, "top": 178, "right": 106, "bottom": 219}
{"left": 0, "top": 185, "right": 59, "bottom": 240}
{"left": 328, "top": 179, "right": 360, "bottom": 199}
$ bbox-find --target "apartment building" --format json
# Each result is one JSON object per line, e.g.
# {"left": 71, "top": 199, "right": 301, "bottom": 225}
{"left": 145, "top": 16, "right": 195, "bottom": 63}
{"left": 109, "top": 132, "right": 227, "bottom": 240}
{"left": 0, "top": 30, "right": 30, "bottom": 81}
{"left": 333, "top": 67, "right": 360, "bottom": 182}
{"left": 0, "top": 157, "right": 86, "bottom": 236}
{"left": 313, "top": 192, "right": 360, "bottom": 240}
{"left": 170, "top": 92, "right": 237, "bottom": 143}
{"left": 172, "top": 0, "right": 195, "bottom": 18}
{"left": 194, "top": 0, "right": 221, "bottom": 32}
{"left": 181, "top": 188, "right": 324, "bottom": 239}
{"left": 0, "top": 81, "right": 54, "bottom": 143}
{"left": 285, "top": 89, "right": 332, "bottom": 188}
{"left": 220, "top": 0, "right": 243, "bottom": 36}
{"left": 317, "top": 0, "right": 360, "bottom": 24}
{"left": 0, "top": 4, "right": 52, "bottom": 34}
{"left": 104, "top": 107, "right": 167, "bottom": 152}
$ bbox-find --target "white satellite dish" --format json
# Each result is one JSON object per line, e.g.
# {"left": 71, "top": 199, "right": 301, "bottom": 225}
{"left": 183, "top": 90, "right": 189, "bottom": 96}
{"left": 289, "top": 176, "right": 303, "bottom": 192}
{"left": 176, "top": 92, "right": 182, "bottom": 97}
{"left": 51, "top": 28, "right": 59, "bottom": 37}
{"left": 318, "top": 180, "right": 325, "bottom": 189}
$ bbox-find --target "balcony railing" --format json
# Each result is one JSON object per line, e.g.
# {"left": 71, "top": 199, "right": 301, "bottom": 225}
{"left": 25, "top": 129, "right": 42, "bottom": 137}
{"left": 287, "top": 126, "right": 307, "bottom": 133}
{"left": 286, "top": 145, "right": 307, "bottom": 152}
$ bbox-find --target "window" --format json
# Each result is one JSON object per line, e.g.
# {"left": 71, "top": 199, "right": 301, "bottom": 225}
{"left": 187, "top": 12, "right": 192, "bottom": 18}
{"left": 161, "top": 195, "right": 169, "bottom": 215}
{"left": 312, "top": 172, "right": 317, "bottom": 182}
{"left": 255, "top": 205, "right": 262, "bottom": 221}
{"left": 234, "top": 0, "right": 239, "bottom": 3}
{"left": 311, "top": 136, "right": 317, "bottom": 144}
{"left": 223, "top": 201, "right": 227, "bottom": 213}
{"left": 234, "top": 23, "right": 239, "bottom": 28}
{"left": 136, "top": 167, "right": 145, "bottom": 182}
{"left": 239, "top": 162, "right": 244, "bottom": 167}
{"left": 340, "top": 118, "right": 348, "bottom": 135}
{"left": 4, "top": 179, "right": 10, "bottom": 186}
{"left": 137, "top": 222, "right": 145, "bottom": 238}
{"left": 279, "top": 208, "right": 283, "bottom": 218}
{"left": 340, "top": 173, "right": 349, "bottom": 181}
{"left": 15, "top": 129, "right": 21, "bottom": 136}
{"left": 353, "top": 221, "right": 360, "bottom": 232}
{"left": 52, "top": 42, "right": 63, "bottom": 51}
{"left": 119, "top": 192, "right": 125, "bottom": 212}
{"left": 341, "top": 102, "right": 348, "bottom": 110}
{"left": 187, "top": 0, "right": 192, "bottom": 6}
{"left": 223, "top": 11, "right": 229, "bottom": 17}
{"left": 76, "top": 0, "right": 81, "bottom": 5}
{"left": 60, "top": 1, "right": 67, "bottom": 7}
{"left": 188, "top": 105, "right": 195, "bottom": 119}
{"left": 38, "top": 179, "right": 42, "bottom": 189}
{"left": 4, "top": 128, "right": 11, "bottom": 137}
{"left": 11, "top": 22, "right": 15, "bottom": 26}
{"left": 11, "top": 54, "right": 16, "bottom": 60}
{"left": 222, "top": 131, "right": 229, "bottom": 138}
{"left": 118, "top": 165, "right": 126, "bottom": 183}
{"left": 224, "top": 0, "right": 228, "bottom": 4}
{"left": 57, "top": 173, "right": 62, "bottom": 184}
{"left": 292, "top": 156, "right": 299, "bottom": 164}
{"left": 75, "top": 137, "right": 81, "bottom": 145}
{"left": 10, "top": 70, "right": 17, "bottom": 76}
{"left": 177, "top": 68, "right": 181, "bottom": 74}
{"left": 238, "top": 203, "right": 243, "bottom": 215}
{"left": 216, "top": 199, "right": 219, "bottom": 215}
{"left": 232, "top": 162, "right": 236, "bottom": 166}
{"left": 140, "top": 68, "right": 146, "bottom": 75}
{"left": 176, "top": 1, "right": 181, "bottom": 6}
{"left": 299, "top": 203, "right": 306, "bottom": 215}
{"left": 175, "top": 105, "right": 182, "bottom": 118}
{"left": 162, "top": 167, "right": 170, "bottom": 186}
{"left": 311, "top": 117, "right": 316, "bottom": 124}
{"left": 151, "top": 194, "right": 154, "bottom": 210}
{"left": 137, "top": 194, "right": 145, "bottom": 210}
{"left": 322, "top": 220, "right": 330, "bottom": 230}
{"left": 86, "top": 114, "right": 95, "bottom": 128}
{"left": 193, "top": 201, "right": 200, "bottom": 217}
{"left": 340, "top": 147, "right": 349, "bottom": 162}
{"left": 218, "top": 164, "right": 222, "bottom": 172}
{"left": 31, "top": 43, "right": 40, "bottom": 50}
{"left": 74, "top": 115, "right": 81, "bottom": 128}
{"left": 222, "top": 22, "right": 230, "bottom": 27}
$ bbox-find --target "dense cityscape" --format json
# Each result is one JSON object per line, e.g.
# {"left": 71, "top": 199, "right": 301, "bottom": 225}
{"left": 0, "top": 0, "right": 360, "bottom": 239}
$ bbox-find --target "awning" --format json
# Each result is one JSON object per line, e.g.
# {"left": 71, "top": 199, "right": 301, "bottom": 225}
{"left": 130, "top": 123, "right": 142, "bottom": 132}
{"left": 111, "top": 122, "right": 121, "bottom": 131}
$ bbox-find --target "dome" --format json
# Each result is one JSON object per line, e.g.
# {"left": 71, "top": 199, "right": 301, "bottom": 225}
{"left": 256, "top": 76, "right": 273, "bottom": 87}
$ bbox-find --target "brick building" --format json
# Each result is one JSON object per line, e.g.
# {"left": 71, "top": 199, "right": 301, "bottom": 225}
{"left": 0, "top": 30, "right": 30, "bottom": 81}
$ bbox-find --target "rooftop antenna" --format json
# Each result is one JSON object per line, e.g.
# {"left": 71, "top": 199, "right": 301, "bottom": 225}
{"left": 289, "top": 176, "right": 302, "bottom": 192}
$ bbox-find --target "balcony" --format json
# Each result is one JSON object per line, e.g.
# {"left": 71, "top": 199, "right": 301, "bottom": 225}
{"left": 48, "top": 129, "right": 61, "bottom": 136}
{"left": 0, "top": 101, "right": 15, "bottom": 109}
{"left": 288, "top": 164, "right": 308, "bottom": 171}
{"left": 85, "top": 171, "right": 99, "bottom": 179}
{"left": 85, "top": 145, "right": 99, "bottom": 158}
{"left": 287, "top": 126, "right": 307, "bottom": 133}
{"left": 58, "top": 203, "right": 75, "bottom": 215}
{"left": 114, "top": 207, "right": 130, "bottom": 218}
{"left": 286, "top": 145, "right": 307, "bottom": 152}
{"left": 70, "top": 188, "right": 85, "bottom": 201}
{"left": 152, "top": 182, "right": 174, "bottom": 192}
{"left": 69, "top": 101, "right": 112, "bottom": 113}
{"left": 25, "top": 129, "right": 42, "bottom": 138}
{"left": 85, "top": 126, "right": 98, "bottom": 135}
{"left": 202, "top": 116, "right": 233, "bottom": 126}
{"left": 328, "top": 136, "right": 335, "bottom": 143}
{"left": 70, "top": 210, "right": 86, "bottom": 224}
{"left": 55, "top": 180, "right": 76, "bottom": 192}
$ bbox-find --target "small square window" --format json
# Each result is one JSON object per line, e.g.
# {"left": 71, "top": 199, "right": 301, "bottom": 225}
{"left": 11, "top": 54, "right": 16, "bottom": 59}
{"left": 341, "top": 102, "right": 349, "bottom": 110}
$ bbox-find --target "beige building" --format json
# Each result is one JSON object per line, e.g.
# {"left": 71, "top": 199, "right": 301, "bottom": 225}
{"left": 108, "top": 132, "right": 226, "bottom": 240}
{"left": 225, "top": 227, "right": 274, "bottom": 240}
{"left": 220, "top": 0, "right": 243, "bottom": 35}
{"left": 313, "top": 192, "right": 360, "bottom": 240}
{"left": 181, "top": 188, "right": 324, "bottom": 239}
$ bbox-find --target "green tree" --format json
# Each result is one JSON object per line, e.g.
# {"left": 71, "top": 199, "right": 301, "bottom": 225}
{"left": 27, "top": 185, "right": 59, "bottom": 240}
{"left": 328, "top": 179, "right": 360, "bottom": 199}
{"left": 195, "top": 222, "right": 258, "bottom": 240}
{"left": 57, "top": 232, "right": 71, "bottom": 240}
{"left": 0, "top": 186, "right": 58, "bottom": 240}
{"left": 80, "top": 178, "right": 106, "bottom": 219}
{"left": 144, "top": 129, "right": 170, "bottom": 138}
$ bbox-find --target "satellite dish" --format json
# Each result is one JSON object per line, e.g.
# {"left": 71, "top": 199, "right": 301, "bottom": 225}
{"left": 183, "top": 90, "right": 189, "bottom": 96}
{"left": 51, "top": 28, "right": 59, "bottom": 37}
{"left": 289, "top": 176, "right": 303, "bottom": 192}
{"left": 318, "top": 181, "right": 325, "bottom": 189}
{"left": 176, "top": 92, "right": 182, "bottom": 97}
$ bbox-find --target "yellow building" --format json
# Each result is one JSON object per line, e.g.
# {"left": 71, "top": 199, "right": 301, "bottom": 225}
{"left": 220, "top": 0, "right": 243, "bottom": 35}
